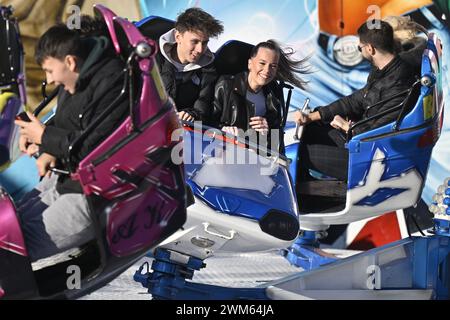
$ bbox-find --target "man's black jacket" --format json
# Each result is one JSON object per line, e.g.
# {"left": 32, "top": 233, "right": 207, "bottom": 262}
{"left": 39, "top": 37, "right": 128, "bottom": 194}
{"left": 318, "top": 55, "right": 418, "bottom": 136}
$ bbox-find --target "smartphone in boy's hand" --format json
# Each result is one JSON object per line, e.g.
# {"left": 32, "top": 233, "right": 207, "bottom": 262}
{"left": 15, "top": 111, "right": 31, "bottom": 122}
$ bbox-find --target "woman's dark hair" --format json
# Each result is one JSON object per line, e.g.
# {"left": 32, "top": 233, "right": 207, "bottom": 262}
{"left": 250, "top": 40, "right": 309, "bottom": 90}
{"left": 35, "top": 15, "right": 108, "bottom": 65}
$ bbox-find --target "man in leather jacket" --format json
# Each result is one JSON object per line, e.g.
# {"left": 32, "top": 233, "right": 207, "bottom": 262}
{"left": 295, "top": 20, "right": 420, "bottom": 181}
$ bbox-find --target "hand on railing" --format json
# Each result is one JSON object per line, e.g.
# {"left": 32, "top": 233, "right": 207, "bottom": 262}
{"left": 221, "top": 126, "right": 239, "bottom": 137}
{"left": 35, "top": 153, "right": 57, "bottom": 178}
{"left": 35, "top": 152, "right": 69, "bottom": 176}
{"left": 178, "top": 111, "right": 195, "bottom": 123}
{"left": 249, "top": 116, "right": 269, "bottom": 135}
{"left": 294, "top": 98, "right": 310, "bottom": 140}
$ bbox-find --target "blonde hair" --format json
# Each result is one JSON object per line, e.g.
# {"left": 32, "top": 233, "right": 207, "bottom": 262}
{"left": 383, "top": 16, "right": 426, "bottom": 43}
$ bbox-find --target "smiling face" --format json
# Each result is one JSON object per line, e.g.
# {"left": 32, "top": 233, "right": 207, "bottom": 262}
{"left": 175, "top": 29, "right": 209, "bottom": 64}
{"left": 247, "top": 47, "right": 279, "bottom": 92}
{"left": 41, "top": 56, "right": 79, "bottom": 94}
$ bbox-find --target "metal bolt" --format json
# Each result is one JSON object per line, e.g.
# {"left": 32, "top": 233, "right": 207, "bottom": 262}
{"left": 136, "top": 42, "right": 152, "bottom": 58}
{"left": 420, "top": 76, "right": 433, "bottom": 87}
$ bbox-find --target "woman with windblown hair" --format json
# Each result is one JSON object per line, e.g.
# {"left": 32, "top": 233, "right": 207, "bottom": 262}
{"left": 212, "top": 40, "right": 309, "bottom": 154}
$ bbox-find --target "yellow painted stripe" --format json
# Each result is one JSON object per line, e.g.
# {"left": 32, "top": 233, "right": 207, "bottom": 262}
{"left": 423, "top": 94, "right": 433, "bottom": 120}
{"left": 0, "top": 92, "right": 17, "bottom": 114}
{"left": 0, "top": 161, "right": 11, "bottom": 173}
{"left": 151, "top": 65, "right": 168, "bottom": 103}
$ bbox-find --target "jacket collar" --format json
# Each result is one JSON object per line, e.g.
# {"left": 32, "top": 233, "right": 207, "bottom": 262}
{"left": 371, "top": 55, "right": 401, "bottom": 79}
{"left": 232, "top": 71, "right": 248, "bottom": 97}
{"left": 75, "top": 36, "right": 111, "bottom": 91}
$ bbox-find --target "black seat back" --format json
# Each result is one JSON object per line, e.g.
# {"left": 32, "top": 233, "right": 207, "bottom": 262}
{"left": 137, "top": 16, "right": 175, "bottom": 41}
{"left": 214, "top": 40, "right": 254, "bottom": 76}
{"left": 0, "top": 7, "right": 23, "bottom": 90}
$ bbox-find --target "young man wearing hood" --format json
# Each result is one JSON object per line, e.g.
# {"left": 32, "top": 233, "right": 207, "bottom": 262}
{"left": 156, "top": 8, "right": 223, "bottom": 125}
{"left": 14, "top": 20, "right": 128, "bottom": 262}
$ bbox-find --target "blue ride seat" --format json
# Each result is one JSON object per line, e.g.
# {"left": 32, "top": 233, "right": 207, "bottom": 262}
{"left": 298, "top": 32, "right": 445, "bottom": 229}
{"left": 136, "top": 15, "right": 174, "bottom": 41}
{"left": 136, "top": 15, "right": 300, "bottom": 256}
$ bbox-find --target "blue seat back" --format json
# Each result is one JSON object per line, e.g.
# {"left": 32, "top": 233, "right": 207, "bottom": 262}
{"left": 345, "top": 33, "right": 444, "bottom": 214}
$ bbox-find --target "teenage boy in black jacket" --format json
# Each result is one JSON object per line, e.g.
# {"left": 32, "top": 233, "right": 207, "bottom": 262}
{"left": 156, "top": 7, "right": 223, "bottom": 125}
{"left": 14, "top": 22, "right": 128, "bottom": 262}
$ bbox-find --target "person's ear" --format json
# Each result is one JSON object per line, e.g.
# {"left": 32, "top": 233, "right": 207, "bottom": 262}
{"left": 175, "top": 30, "right": 182, "bottom": 44}
{"left": 65, "top": 55, "right": 78, "bottom": 72}
{"left": 248, "top": 58, "right": 252, "bottom": 70}
{"left": 368, "top": 44, "right": 376, "bottom": 55}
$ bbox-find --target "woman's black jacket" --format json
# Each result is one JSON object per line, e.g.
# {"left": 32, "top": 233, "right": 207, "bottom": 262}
{"left": 212, "top": 71, "right": 286, "bottom": 153}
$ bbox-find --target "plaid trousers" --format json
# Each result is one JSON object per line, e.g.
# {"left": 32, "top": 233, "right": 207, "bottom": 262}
{"left": 298, "top": 122, "right": 349, "bottom": 181}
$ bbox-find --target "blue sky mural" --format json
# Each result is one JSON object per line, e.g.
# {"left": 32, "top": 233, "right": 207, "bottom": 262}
{"left": 139, "top": 0, "right": 317, "bottom": 50}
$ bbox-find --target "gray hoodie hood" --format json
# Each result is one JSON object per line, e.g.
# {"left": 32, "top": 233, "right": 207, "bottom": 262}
{"left": 159, "top": 28, "right": 215, "bottom": 72}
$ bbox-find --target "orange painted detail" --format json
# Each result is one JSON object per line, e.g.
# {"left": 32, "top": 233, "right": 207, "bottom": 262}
{"left": 319, "top": 0, "right": 432, "bottom": 36}
{"left": 348, "top": 212, "right": 402, "bottom": 251}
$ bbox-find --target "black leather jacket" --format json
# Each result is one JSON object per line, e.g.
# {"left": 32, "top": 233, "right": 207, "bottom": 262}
{"left": 318, "top": 55, "right": 418, "bottom": 136}
{"left": 212, "top": 72, "right": 285, "bottom": 153}
{"left": 212, "top": 71, "right": 285, "bottom": 145}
